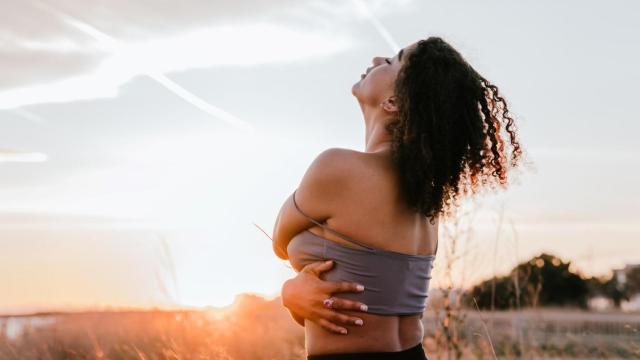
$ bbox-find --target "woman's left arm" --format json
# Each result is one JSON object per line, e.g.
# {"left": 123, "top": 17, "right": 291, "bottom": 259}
{"left": 272, "top": 210, "right": 288, "bottom": 259}
{"left": 271, "top": 148, "right": 354, "bottom": 260}
{"left": 281, "top": 260, "right": 369, "bottom": 333}
{"left": 288, "top": 307, "right": 306, "bottom": 327}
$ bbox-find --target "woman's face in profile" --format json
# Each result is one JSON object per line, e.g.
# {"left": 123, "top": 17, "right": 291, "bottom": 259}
{"left": 352, "top": 41, "right": 418, "bottom": 107}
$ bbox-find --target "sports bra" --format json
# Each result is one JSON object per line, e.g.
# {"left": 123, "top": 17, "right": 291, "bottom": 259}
{"left": 286, "top": 189, "right": 437, "bottom": 316}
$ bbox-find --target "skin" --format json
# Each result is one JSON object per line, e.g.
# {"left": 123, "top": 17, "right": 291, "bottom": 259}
{"left": 274, "top": 41, "right": 439, "bottom": 355}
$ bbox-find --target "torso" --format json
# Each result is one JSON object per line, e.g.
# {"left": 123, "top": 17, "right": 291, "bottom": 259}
{"left": 304, "top": 149, "right": 439, "bottom": 355}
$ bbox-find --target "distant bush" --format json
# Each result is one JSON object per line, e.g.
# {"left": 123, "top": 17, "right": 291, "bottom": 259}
{"left": 465, "top": 253, "right": 589, "bottom": 309}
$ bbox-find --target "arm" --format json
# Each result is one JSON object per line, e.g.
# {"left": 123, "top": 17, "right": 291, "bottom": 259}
{"left": 272, "top": 148, "right": 355, "bottom": 260}
{"left": 289, "top": 308, "right": 306, "bottom": 327}
{"left": 272, "top": 211, "right": 288, "bottom": 260}
{"left": 279, "top": 277, "right": 305, "bottom": 327}
{"left": 281, "top": 260, "right": 370, "bottom": 334}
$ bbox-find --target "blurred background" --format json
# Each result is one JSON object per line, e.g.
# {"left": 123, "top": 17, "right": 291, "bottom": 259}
{"left": 1, "top": 0, "right": 639, "bottom": 358}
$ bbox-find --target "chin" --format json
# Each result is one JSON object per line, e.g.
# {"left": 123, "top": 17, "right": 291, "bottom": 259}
{"left": 351, "top": 80, "right": 361, "bottom": 97}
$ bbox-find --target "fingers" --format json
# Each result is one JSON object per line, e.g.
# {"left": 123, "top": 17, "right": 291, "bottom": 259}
{"left": 321, "top": 309, "right": 364, "bottom": 327}
{"left": 301, "top": 260, "right": 334, "bottom": 276}
{"left": 326, "top": 297, "right": 369, "bottom": 313}
{"left": 315, "top": 259, "right": 335, "bottom": 273}
{"left": 326, "top": 280, "right": 365, "bottom": 294}
{"left": 316, "top": 318, "right": 348, "bottom": 335}
{"left": 312, "top": 308, "right": 364, "bottom": 335}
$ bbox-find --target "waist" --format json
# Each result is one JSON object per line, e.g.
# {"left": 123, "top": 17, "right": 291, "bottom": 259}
{"left": 305, "top": 311, "right": 424, "bottom": 355}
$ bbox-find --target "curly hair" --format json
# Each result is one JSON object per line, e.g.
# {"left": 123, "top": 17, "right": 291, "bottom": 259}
{"left": 386, "top": 37, "right": 525, "bottom": 224}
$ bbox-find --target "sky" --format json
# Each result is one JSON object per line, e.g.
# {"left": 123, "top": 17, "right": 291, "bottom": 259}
{"left": 0, "top": 0, "right": 639, "bottom": 314}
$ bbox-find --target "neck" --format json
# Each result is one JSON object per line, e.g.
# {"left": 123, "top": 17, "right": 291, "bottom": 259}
{"left": 361, "top": 103, "right": 395, "bottom": 153}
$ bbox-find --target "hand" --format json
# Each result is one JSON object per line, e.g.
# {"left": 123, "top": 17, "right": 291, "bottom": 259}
{"left": 281, "top": 260, "right": 369, "bottom": 335}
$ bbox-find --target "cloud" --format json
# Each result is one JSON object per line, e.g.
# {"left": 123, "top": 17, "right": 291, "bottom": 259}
{"left": 0, "top": 212, "right": 149, "bottom": 230}
{"left": 351, "top": 0, "right": 401, "bottom": 52}
{"left": 0, "top": 0, "right": 303, "bottom": 47}
{"left": 0, "top": 21, "right": 352, "bottom": 111}
{"left": 0, "top": 46, "right": 102, "bottom": 91}
{"left": 0, "top": 149, "right": 47, "bottom": 162}
{"left": 0, "top": 0, "right": 356, "bottom": 105}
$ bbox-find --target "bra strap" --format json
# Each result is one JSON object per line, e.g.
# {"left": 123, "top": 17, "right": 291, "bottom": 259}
{"left": 292, "top": 189, "right": 375, "bottom": 251}
{"left": 432, "top": 217, "right": 439, "bottom": 256}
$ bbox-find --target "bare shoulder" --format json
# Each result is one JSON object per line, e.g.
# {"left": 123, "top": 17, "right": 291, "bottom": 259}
{"left": 311, "top": 147, "right": 364, "bottom": 169}
{"left": 297, "top": 148, "right": 372, "bottom": 199}
{"left": 304, "top": 147, "right": 366, "bottom": 180}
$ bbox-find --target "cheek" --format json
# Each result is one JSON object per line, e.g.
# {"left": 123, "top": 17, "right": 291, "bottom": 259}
{"left": 362, "top": 71, "right": 393, "bottom": 94}
{"left": 353, "top": 67, "right": 397, "bottom": 100}
{"left": 379, "top": 67, "right": 398, "bottom": 88}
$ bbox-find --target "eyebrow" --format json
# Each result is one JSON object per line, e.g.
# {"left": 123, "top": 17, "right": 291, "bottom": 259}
{"left": 398, "top": 48, "right": 404, "bottom": 62}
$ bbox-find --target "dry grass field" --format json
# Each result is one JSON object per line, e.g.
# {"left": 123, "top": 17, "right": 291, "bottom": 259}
{"left": 1, "top": 294, "right": 638, "bottom": 360}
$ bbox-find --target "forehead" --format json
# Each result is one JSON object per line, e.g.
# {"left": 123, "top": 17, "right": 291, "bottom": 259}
{"left": 406, "top": 41, "right": 419, "bottom": 50}
{"left": 398, "top": 42, "right": 418, "bottom": 61}
{"left": 403, "top": 42, "right": 419, "bottom": 54}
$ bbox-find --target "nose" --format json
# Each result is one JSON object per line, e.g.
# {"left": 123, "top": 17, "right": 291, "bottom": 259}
{"left": 366, "top": 57, "right": 385, "bottom": 74}
{"left": 372, "top": 56, "right": 386, "bottom": 66}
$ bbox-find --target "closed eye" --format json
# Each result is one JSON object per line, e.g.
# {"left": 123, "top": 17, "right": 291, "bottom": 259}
{"left": 385, "top": 58, "right": 391, "bottom": 64}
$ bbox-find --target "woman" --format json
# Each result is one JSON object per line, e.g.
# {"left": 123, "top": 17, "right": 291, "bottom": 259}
{"left": 272, "top": 36, "right": 523, "bottom": 359}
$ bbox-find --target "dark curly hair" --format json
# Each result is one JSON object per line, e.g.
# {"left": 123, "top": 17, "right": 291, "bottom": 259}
{"left": 386, "top": 37, "right": 526, "bottom": 224}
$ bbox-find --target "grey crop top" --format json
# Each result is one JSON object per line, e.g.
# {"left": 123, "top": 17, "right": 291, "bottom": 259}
{"left": 286, "top": 189, "right": 437, "bottom": 316}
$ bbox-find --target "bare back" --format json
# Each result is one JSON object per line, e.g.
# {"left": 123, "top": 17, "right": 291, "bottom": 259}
{"left": 304, "top": 149, "right": 439, "bottom": 354}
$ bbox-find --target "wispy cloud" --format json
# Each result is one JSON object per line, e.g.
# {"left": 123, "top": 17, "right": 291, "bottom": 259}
{"left": 0, "top": 149, "right": 48, "bottom": 163}
{"left": 0, "top": 21, "right": 353, "bottom": 106}
{"left": 39, "top": 5, "right": 257, "bottom": 131}
{"left": 0, "top": 212, "right": 151, "bottom": 230}
{"left": 0, "top": 2, "right": 353, "bottom": 117}
{"left": 11, "top": 108, "right": 47, "bottom": 124}
{"left": 351, "top": 0, "right": 400, "bottom": 52}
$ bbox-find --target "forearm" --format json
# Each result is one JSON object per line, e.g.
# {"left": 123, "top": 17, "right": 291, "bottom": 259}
{"left": 281, "top": 279, "right": 305, "bottom": 326}
{"left": 288, "top": 308, "right": 305, "bottom": 327}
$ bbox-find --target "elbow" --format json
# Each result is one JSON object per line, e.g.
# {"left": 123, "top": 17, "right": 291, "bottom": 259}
{"left": 273, "top": 243, "right": 289, "bottom": 260}
{"left": 291, "top": 311, "right": 305, "bottom": 327}
{"left": 282, "top": 280, "right": 305, "bottom": 327}
{"left": 281, "top": 278, "right": 295, "bottom": 311}
{"left": 272, "top": 228, "right": 291, "bottom": 260}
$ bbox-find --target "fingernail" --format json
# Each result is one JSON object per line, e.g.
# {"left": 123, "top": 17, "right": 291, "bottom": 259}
{"left": 356, "top": 284, "right": 364, "bottom": 291}
{"left": 341, "top": 329, "right": 347, "bottom": 334}
{"left": 325, "top": 260, "right": 332, "bottom": 264}
{"left": 360, "top": 304, "right": 368, "bottom": 311}
{"left": 355, "top": 319, "right": 363, "bottom": 326}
